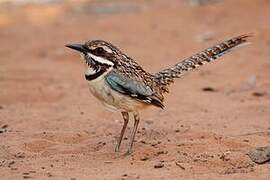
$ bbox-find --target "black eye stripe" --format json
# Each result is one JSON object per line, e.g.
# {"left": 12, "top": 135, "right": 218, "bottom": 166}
{"left": 91, "top": 47, "right": 105, "bottom": 56}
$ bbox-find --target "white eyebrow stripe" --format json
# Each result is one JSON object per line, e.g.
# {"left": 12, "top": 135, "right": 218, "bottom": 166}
{"left": 88, "top": 53, "right": 114, "bottom": 66}
{"left": 101, "top": 46, "right": 113, "bottom": 53}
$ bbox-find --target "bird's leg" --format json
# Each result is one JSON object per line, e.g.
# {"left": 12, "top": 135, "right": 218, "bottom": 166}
{"left": 126, "top": 112, "right": 140, "bottom": 154}
{"left": 115, "top": 111, "right": 129, "bottom": 152}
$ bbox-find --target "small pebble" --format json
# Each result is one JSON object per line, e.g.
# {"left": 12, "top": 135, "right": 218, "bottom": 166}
{"left": 156, "top": 150, "right": 168, "bottom": 155}
{"left": 0, "top": 124, "right": 8, "bottom": 134}
{"left": 1, "top": 124, "right": 8, "bottom": 129}
{"left": 47, "top": 172, "right": 53, "bottom": 177}
{"left": 23, "top": 176, "right": 32, "bottom": 179}
{"left": 248, "top": 146, "right": 270, "bottom": 164}
{"left": 154, "top": 162, "right": 164, "bottom": 168}
{"left": 175, "top": 162, "right": 185, "bottom": 170}
{"left": 104, "top": 161, "right": 113, "bottom": 164}
{"left": 15, "top": 152, "right": 25, "bottom": 158}
{"left": 252, "top": 92, "right": 266, "bottom": 97}
{"left": 202, "top": 87, "right": 216, "bottom": 92}
{"left": 140, "top": 156, "right": 149, "bottom": 161}
{"left": 140, "top": 140, "right": 146, "bottom": 144}
{"left": 8, "top": 161, "right": 15, "bottom": 167}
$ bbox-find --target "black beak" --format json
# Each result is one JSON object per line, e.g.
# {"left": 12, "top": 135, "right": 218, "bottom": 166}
{"left": 65, "top": 44, "right": 87, "bottom": 53}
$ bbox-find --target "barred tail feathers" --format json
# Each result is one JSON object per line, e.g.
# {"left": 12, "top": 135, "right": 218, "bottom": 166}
{"left": 154, "top": 34, "right": 251, "bottom": 92}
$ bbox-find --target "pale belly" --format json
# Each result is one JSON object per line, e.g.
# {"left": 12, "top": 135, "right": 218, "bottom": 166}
{"left": 87, "top": 76, "right": 148, "bottom": 112}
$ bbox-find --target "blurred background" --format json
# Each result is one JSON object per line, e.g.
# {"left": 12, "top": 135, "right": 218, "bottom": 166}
{"left": 0, "top": 0, "right": 269, "bottom": 179}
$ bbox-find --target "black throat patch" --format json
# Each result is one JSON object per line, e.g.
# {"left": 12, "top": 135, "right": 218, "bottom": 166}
{"left": 85, "top": 66, "right": 109, "bottom": 81}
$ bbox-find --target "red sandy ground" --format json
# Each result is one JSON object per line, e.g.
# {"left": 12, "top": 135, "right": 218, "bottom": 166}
{"left": 0, "top": 0, "right": 269, "bottom": 179}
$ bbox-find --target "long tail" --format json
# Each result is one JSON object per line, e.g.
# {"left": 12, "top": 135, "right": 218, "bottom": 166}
{"left": 154, "top": 34, "right": 251, "bottom": 93}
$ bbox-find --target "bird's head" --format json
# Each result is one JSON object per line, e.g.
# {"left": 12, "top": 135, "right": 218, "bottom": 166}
{"left": 65, "top": 40, "right": 124, "bottom": 70}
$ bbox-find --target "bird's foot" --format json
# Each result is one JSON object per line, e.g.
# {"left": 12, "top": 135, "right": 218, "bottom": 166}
{"left": 124, "top": 148, "right": 133, "bottom": 156}
{"left": 114, "top": 145, "right": 120, "bottom": 152}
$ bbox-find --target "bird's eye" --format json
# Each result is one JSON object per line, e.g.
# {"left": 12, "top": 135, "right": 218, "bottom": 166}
{"left": 94, "top": 47, "right": 104, "bottom": 55}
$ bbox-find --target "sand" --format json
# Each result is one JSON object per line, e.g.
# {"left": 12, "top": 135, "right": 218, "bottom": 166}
{"left": 0, "top": 0, "right": 269, "bottom": 179}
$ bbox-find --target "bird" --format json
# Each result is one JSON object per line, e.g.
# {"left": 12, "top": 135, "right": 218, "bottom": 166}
{"left": 65, "top": 34, "right": 250, "bottom": 154}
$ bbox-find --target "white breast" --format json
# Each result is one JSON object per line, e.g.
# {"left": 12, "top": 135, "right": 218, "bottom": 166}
{"left": 86, "top": 71, "right": 147, "bottom": 112}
